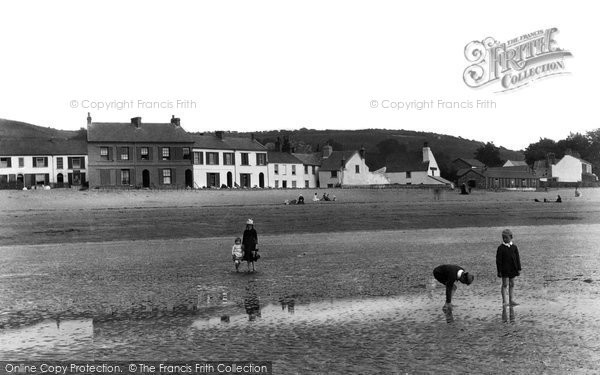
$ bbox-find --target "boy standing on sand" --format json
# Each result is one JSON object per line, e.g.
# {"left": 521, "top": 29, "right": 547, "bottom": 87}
{"left": 433, "top": 264, "right": 474, "bottom": 310}
{"left": 496, "top": 229, "right": 522, "bottom": 306}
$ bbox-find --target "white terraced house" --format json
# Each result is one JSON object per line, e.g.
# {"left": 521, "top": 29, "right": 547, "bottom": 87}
{"left": 191, "top": 132, "right": 269, "bottom": 188}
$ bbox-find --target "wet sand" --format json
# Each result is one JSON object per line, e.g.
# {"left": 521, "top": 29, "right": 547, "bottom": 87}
{"left": 0, "top": 188, "right": 599, "bottom": 373}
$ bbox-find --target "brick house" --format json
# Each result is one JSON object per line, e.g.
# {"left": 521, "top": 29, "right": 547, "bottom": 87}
{"left": 87, "top": 114, "right": 194, "bottom": 189}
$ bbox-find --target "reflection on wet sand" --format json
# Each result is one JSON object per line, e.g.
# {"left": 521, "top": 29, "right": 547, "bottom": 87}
{"left": 502, "top": 305, "right": 515, "bottom": 323}
{"left": 0, "top": 318, "right": 93, "bottom": 354}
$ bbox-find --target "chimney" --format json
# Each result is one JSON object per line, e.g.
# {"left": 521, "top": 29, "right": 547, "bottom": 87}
{"left": 275, "top": 137, "right": 282, "bottom": 152}
{"left": 251, "top": 133, "right": 255, "bottom": 141}
{"left": 216, "top": 131, "right": 224, "bottom": 140}
{"left": 359, "top": 146, "right": 365, "bottom": 160}
{"left": 422, "top": 141, "right": 431, "bottom": 162}
{"left": 547, "top": 152, "right": 556, "bottom": 165}
{"left": 131, "top": 117, "right": 142, "bottom": 128}
{"left": 322, "top": 144, "right": 333, "bottom": 158}
{"left": 170, "top": 115, "right": 181, "bottom": 126}
{"left": 86, "top": 112, "right": 92, "bottom": 126}
{"left": 564, "top": 148, "right": 572, "bottom": 156}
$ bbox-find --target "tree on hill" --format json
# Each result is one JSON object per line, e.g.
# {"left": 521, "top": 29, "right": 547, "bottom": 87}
{"left": 474, "top": 142, "right": 503, "bottom": 167}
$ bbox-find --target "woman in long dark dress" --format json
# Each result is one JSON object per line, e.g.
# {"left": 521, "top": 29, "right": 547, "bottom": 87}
{"left": 242, "top": 219, "right": 258, "bottom": 272}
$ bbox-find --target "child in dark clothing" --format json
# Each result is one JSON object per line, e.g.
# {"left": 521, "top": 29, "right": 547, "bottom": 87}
{"left": 496, "top": 229, "right": 522, "bottom": 306}
{"left": 433, "top": 264, "right": 474, "bottom": 310}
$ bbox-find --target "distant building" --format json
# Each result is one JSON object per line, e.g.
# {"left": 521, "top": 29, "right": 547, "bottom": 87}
{"left": 457, "top": 166, "right": 539, "bottom": 190}
{"left": 385, "top": 143, "right": 451, "bottom": 185}
{"left": 452, "top": 158, "right": 486, "bottom": 170}
{"left": 191, "top": 132, "right": 268, "bottom": 188}
{"left": 533, "top": 152, "right": 597, "bottom": 183}
{"left": 318, "top": 145, "right": 388, "bottom": 187}
{"left": 0, "top": 138, "right": 87, "bottom": 188}
{"left": 87, "top": 114, "right": 194, "bottom": 189}
{"left": 292, "top": 152, "right": 320, "bottom": 188}
{"left": 503, "top": 160, "right": 528, "bottom": 167}
{"left": 267, "top": 151, "right": 305, "bottom": 188}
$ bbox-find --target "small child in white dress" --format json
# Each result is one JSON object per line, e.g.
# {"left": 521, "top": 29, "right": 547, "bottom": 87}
{"left": 232, "top": 237, "right": 244, "bottom": 272}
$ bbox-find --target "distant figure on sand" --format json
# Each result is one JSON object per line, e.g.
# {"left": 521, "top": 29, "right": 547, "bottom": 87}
{"left": 433, "top": 264, "right": 474, "bottom": 310}
{"left": 313, "top": 193, "right": 320, "bottom": 202}
{"left": 556, "top": 195, "right": 562, "bottom": 203}
{"left": 575, "top": 187, "right": 582, "bottom": 197}
{"left": 460, "top": 184, "right": 469, "bottom": 195}
{"left": 297, "top": 194, "right": 304, "bottom": 204}
{"left": 496, "top": 229, "right": 521, "bottom": 306}
{"left": 242, "top": 219, "right": 259, "bottom": 272}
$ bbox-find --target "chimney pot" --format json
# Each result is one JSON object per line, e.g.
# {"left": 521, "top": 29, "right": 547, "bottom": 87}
{"left": 131, "top": 117, "right": 142, "bottom": 127}
{"left": 87, "top": 112, "right": 92, "bottom": 126}
{"left": 216, "top": 131, "right": 224, "bottom": 139}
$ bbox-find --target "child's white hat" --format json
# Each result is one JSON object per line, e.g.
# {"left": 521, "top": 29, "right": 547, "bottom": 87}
{"left": 246, "top": 218, "right": 254, "bottom": 225}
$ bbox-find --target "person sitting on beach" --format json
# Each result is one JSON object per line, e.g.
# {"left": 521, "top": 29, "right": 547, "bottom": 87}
{"left": 496, "top": 229, "right": 521, "bottom": 306}
{"left": 231, "top": 237, "right": 244, "bottom": 272}
{"left": 331, "top": 194, "right": 336, "bottom": 201}
{"left": 312, "top": 193, "right": 320, "bottom": 202}
{"left": 556, "top": 195, "right": 562, "bottom": 203}
{"left": 322, "top": 193, "right": 331, "bottom": 201}
{"left": 575, "top": 188, "right": 582, "bottom": 197}
{"left": 433, "top": 264, "right": 474, "bottom": 310}
{"left": 297, "top": 194, "right": 305, "bottom": 204}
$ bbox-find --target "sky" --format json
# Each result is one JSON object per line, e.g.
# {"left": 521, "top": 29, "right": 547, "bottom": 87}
{"left": 0, "top": 1, "right": 597, "bottom": 150}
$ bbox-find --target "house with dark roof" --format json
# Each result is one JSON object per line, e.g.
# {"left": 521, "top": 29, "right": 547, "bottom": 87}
{"left": 452, "top": 158, "right": 486, "bottom": 170}
{"left": 292, "top": 152, "right": 321, "bottom": 188}
{"left": 0, "top": 137, "right": 88, "bottom": 189}
{"left": 385, "top": 143, "right": 451, "bottom": 185}
{"left": 317, "top": 145, "right": 388, "bottom": 187}
{"left": 267, "top": 151, "right": 305, "bottom": 188}
{"left": 86, "top": 114, "right": 194, "bottom": 189}
{"left": 457, "top": 166, "right": 539, "bottom": 190}
{"left": 191, "top": 132, "right": 268, "bottom": 188}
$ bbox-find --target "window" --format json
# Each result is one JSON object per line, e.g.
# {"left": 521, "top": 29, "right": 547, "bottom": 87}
{"left": 331, "top": 171, "right": 338, "bottom": 178}
{"left": 0, "top": 157, "right": 10, "bottom": 168}
{"left": 304, "top": 165, "right": 309, "bottom": 174}
{"left": 162, "top": 147, "right": 170, "bottom": 160}
{"left": 305, "top": 180, "right": 309, "bottom": 188}
{"left": 183, "top": 148, "right": 191, "bottom": 160}
{"left": 355, "top": 165, "right": 360, "bottom": 174}
{"left": 312, "top": 166, "right": 316, "bottom": 175}
{"left": 19, "top": 157, "right": 24, "bottom": 168}
{"left": 292, "top": 165, "right": 296, "bottom": 175}
{"left": 274, "top": 164, "right": 279, "bottom": 175}
{"left": 140, "top": 147, "right": 149, "bottom": 160}
{"left": 240, "top": 173, "right": 251, "bottom": 188}
{"left": 120, "top": 147, "right": 129, "bottom": 160}
{"left": 33, "top": 157, "right": 47, "bottom": 168}
{"left": 224, "top": 153, "right": 235, "bottom": 165}
{"left": 71, "top": 158, "right": 81, "bottom": 169}
{"left": 100, "top": 147, "right": 109, "bottom": 160}
{"left": 241, "top": 153, "right": 249, "bottom": 165}
{"left": 207, "top": 152, "right": 219, "bottom": 165}
{"left": 281, "top": 165, "right": 287, "bottom": 175}
{"left": 274, "top": 180, "right": 279, "bottom": 188}
{"left": 193, "top": 152, "right": 204, "bottom": 165}
{"left": 406, "top": 171, "right": 412, "bottom": 178}
{"left": 256, "top": 153, "right": 267, "bottom": 166}
{"left": 56, "top": 157, "right": 63, "bottom": 169}
{"left": 121, "top": 169, "right": 130, "bottom": 185}
{"left": 162, "top": 169, "right": 171, "bottom": 184}
{"left": 292, "top": 181, "right": 297, "bottom": 188}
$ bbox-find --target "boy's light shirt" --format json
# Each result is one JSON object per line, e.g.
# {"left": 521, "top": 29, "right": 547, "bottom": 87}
{"left": 503, "top": 241, "right": 513, "bottom": 247}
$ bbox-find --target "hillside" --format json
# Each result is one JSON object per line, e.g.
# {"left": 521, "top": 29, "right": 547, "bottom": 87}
{"left": 0, "top": 119, "right": 85, "bottom": 140}
{"left": 235, "top": 128, "right": 524, "bottom": 177}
